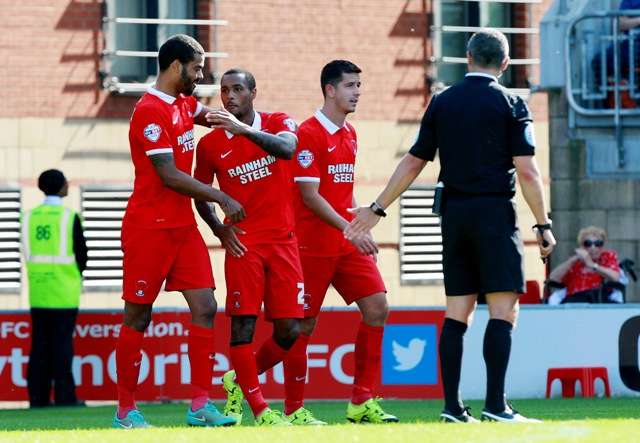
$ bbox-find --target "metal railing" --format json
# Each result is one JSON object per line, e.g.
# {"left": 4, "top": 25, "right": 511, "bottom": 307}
{"left": 566, "top": 10, "right": 640, "bottom": 168}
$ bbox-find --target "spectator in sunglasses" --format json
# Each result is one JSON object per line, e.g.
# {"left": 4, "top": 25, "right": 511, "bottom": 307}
{"left": 548, "top": 226, "right": 621, "bottom": 303}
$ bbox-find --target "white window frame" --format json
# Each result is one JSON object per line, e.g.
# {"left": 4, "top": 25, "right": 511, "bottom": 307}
{"left": 101, "top": 0, "right": 228, "bottom": 96}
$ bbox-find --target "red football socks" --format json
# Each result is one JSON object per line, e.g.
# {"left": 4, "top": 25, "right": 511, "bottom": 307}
{"left": 255, "top": 336, "right": 289, "bottom": 374}
{"left": 188, "top": 323, "right": 215, "bottom": 411}
{"left": 352, "top": 322, "right": 384, "bottom": 405}
{"left": 283, "top": 333, "right": 310, "bottom": 415}
{"left": 116, "top": 325, "right": 144, "bottom": 418}
{"left": 229, "top": 343, "right": 268, "bottom": 417}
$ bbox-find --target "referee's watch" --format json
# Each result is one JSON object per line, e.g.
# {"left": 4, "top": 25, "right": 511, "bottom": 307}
{"left": 532, "top": 221, "right": 552, "bottom": 234}
{"left": 369, "top": 201, "right": 387, "bottom": 217}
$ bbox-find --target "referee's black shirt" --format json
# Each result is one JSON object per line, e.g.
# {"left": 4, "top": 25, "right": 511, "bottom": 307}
{"left": 409, "top": 73, "right": 535, "bottom": 197}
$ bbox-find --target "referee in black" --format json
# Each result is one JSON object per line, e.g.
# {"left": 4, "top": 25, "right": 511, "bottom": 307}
{"left": 345, "top": 29, "right": 555, "bottom": 423}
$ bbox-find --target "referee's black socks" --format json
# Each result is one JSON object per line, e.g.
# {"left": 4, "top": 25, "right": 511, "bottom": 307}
{"left": 439, "top": 317, "right": 468, "bottom": 415}
{"left": 483, "top": 318, "right": 513, "bottom": 413}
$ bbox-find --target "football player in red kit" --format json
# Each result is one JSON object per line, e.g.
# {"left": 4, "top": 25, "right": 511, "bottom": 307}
{"left": 283, "top": 60, "right": 398, "bottom": 424}
{"left": 194, "top": 69, "right": 303, "bottom": 426}
{"left": 114, "top": 35, "right": 243, "bottom": 429}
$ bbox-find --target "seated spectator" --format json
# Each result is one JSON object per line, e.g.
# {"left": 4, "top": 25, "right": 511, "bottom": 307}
{"left": 547, "top": 226, "right": 621, "bottom": 304}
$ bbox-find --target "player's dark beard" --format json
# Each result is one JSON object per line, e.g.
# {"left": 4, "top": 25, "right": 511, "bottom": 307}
{"left": 180, "top": 65, "right": 196, "bottom": 96}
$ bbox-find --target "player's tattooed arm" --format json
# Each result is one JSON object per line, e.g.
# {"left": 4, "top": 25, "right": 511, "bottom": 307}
{"left": 194, "top": 200, "right": 247, "bottom": 257}
{"left": 149, "top": 153, "right": 246, "bottom": 222}
{"left": 206, "top": 109, "right": 297, "bottom": 159}
{"left": 243, "top": 131, "right": 297, "bottom": 159}
{"left": 194, "top": 200, "right": 222, "bottom": 230}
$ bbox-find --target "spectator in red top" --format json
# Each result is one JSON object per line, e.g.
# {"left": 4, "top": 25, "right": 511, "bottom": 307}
{"left": 548, "top": 226, "right": 621, "bottom": 303}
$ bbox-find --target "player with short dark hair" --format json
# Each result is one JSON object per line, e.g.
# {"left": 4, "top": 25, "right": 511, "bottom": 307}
{"left": 157, "top": 34, "right": 206, "bottom": 73}
{"left": 194, "top": 68, "right": 303, "bottom": 426}
{"left": 281, "top": 60, "right": 398, "bottom": 425}
{"left": 113, "top": 34, "right": 243, "bottom": 429}
{"left": 320, "top": 60, "right": 362, "bottom": 96}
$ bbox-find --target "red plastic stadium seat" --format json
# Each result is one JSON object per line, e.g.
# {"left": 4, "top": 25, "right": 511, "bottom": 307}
{"left": 520, "top": 280, "right": 541, "bottom": 304}
{"left": 546, "top": 367, "right": 611, "bottom": 398}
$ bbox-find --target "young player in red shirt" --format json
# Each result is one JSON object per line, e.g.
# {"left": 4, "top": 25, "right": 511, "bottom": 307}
{"left": 283, "top": 60, "right": 398, "bottom": 424}
{"left": 114, "top": 35, "right": 244, "bottom": 429}
{"left": 194, "top": 69, "right": 303, "bottom": 426}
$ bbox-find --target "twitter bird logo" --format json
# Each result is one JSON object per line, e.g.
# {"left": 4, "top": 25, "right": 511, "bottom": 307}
{"left": 382, "top": 324, "right": 437, "bottom": 385}
{"left": 392, "top": 338, "right": 427, "bottom": 371}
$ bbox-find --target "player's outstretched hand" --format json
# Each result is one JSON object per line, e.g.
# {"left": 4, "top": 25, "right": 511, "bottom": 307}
{"left": 344, "top": 206, "right": 381, "bottom": 240}
{"left": 537, "top": 229, "right": 556, "bottom": 263}
{"left": 213, "top": 224, "right": 247, "bottom": 257}
{"left": 350, "top": 231, "right": 379, "bottom": 257}
{"left": 220, "top": 194, "right": 246, "bottom": 223}
{"left": 205, "top": 109, "right": 248, "bottom": 135}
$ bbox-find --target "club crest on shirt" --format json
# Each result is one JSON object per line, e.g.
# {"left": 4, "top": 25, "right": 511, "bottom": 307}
{"left": 283, "top": 118, "right": 297, "bottom": 132}
{"left": 143, "top": 123, "right": 162, "bottom": 142}
{"left": 297, "top": 149, "right": 314, "bottom": 168}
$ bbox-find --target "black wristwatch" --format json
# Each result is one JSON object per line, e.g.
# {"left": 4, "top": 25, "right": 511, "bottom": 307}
{"left": 532, "top": 221, "right": 552, "bottom": 234}
{"left": 369, "top": 202, "right": 387, "bottom": 217}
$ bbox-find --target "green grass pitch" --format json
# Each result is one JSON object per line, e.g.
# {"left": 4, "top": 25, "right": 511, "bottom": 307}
{"left": 0, "top": 398, "right": 638, "bottom": 442}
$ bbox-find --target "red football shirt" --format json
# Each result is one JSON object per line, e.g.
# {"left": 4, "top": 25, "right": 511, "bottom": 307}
{"left": 563, "top": 250, "right": 620, "bottom": 296}
{"left": 291, "top": 110, "right": 358, "bottom": 257}
{"left": 124, "top": 87, "right": 202, "bottom": 229}
{"left": 194, "top": 111, "right": 298, "bottom": 246}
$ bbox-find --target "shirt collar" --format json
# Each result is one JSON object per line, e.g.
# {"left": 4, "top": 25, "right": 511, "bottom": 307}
{"left": 148, "top": 85, "right": 176, "bottom": 104}
{"left": 465, "top": 72, "right": 498, "bottom": 82}
{"left": 314, "top": 109, "right": 349, "bottom": 135}
{"left": 226, "top": 110, "right": 261, "bottom": 139}
{"left": 43, "top": 196, "right": 63, "bottom": 206}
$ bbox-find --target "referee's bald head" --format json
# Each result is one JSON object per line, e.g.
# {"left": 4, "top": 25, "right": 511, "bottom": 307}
{"left": 467, "top": 29, "right": 509, "bottom": 69}
{"left": 38, "top": 169, "right": 68, "bottom": 196}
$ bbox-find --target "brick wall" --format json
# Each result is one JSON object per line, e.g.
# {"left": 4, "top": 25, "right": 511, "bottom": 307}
{"left": 512, "top": 1, "right": 551, "bottom": 122}
{"left": 0, "top": 0, "right": 430, "bottom": 122}
{"left": 0, "top": 0, "right": 554, "bottom": 123}
{"left": 216, "top": 0, "right": 431, "bottom": 122}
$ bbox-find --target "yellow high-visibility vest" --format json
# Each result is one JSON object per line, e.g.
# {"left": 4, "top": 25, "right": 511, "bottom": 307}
{"left": 22, "top": 205, "right": 81, "bottom": 308}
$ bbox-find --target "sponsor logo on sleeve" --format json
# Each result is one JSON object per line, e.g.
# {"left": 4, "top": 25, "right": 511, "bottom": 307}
{"left": 283, "top": 118, "right": 297, "bottom": 132}
{"left": 297, "top": 149, "right": 314, "bottom": 168}
{"left": 143, "top": 123, "right": 162, "bottom": 142}
{"left": 524, "top": 122, "right": 536, "bottom": 146}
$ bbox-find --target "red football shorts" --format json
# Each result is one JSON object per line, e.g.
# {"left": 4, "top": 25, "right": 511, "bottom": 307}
{"left": 225, "top": 241, "right": 304, "bottom": 319}
{"left": 121, "top": 225, "right": 214, "bottom": 304}
{"left": 301, "top": 251, "right": 387, "bottom": 318}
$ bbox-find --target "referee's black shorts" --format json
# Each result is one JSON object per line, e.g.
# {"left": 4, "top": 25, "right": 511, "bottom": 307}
{"left": 441, "top": 194, "right": 525, "bottom": 296}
